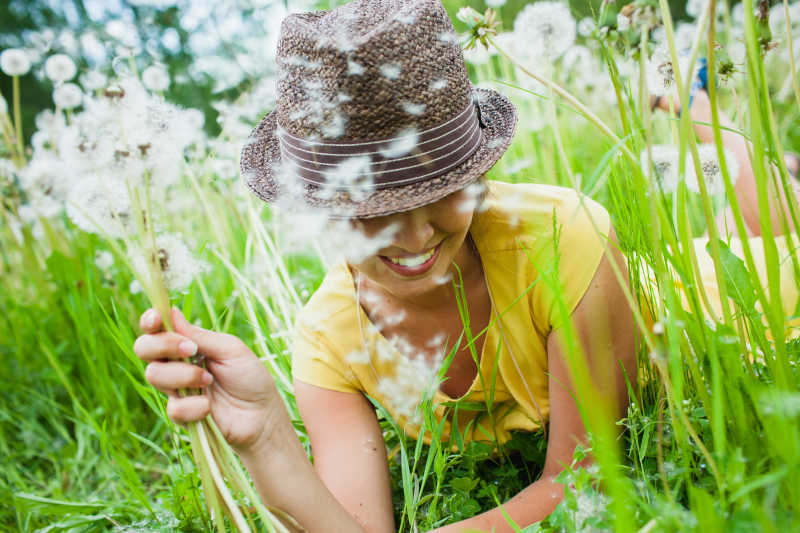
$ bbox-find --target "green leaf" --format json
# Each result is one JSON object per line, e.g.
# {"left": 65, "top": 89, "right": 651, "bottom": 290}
{"left": 706, "top": 239, "right": 758, "bottom": 314}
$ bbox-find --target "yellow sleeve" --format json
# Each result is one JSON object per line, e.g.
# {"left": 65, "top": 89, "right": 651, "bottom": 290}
{"left": 291, "top": 324, "right": 362, "bottom": 394}
{"left": 545, "top": 192, "right": 611, "bottom": 331}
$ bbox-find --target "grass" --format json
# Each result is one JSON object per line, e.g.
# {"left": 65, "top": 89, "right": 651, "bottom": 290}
{"left": 2, "top": 0, "right": 800, "bottom": 531}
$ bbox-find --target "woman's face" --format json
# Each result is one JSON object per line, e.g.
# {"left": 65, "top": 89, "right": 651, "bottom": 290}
{"left": 348, "top": 186, "right": 480, "bottom": 301}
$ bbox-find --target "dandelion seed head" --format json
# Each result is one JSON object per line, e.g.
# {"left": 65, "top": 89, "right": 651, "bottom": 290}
{"left": 134, "top": 233, "right": 208, "bottom": 292}
{"left": 513, "top": 2, "right": 576, "bottom": 60}
{"left": 53, "top": 83, "right": 83, "bottom": 109}
{"left": 0, "top": 48, "right": 31, "bottom": 76}
{"left": 379, "top": 63, "right": 401, "bottom": 80}
{"left": 142, "top": 65, "right": 170, "bottom": 92}
{"left": 44, "top": 54, "right": 77, "bottom": 83}
{"left": 640, "top": 145, "right": 681, "bottom": 194}
{"left": 687, "top": 144, "right": 739, "bottom": 196}
{"left": 80, "top": 70, "right": 108, "bottom": 91}
{"left": 65, "top": 174, "right": 133, "bottom": 238}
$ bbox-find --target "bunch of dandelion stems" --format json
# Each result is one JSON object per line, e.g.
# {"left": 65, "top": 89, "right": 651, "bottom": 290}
{"left": 124, "top": 173, "right": 294, "bottom": 533}
{"left": 475, "top": 0, "right": 800, "bottom": 529}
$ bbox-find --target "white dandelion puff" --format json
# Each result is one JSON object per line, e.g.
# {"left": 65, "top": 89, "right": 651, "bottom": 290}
{"left": 577, "top": 17, "right": 595, "bottom": 37}
{"left": 129, "top": 279, "right": 143, "bottom": 294}
{"left": 66, "top": 175, "right": 133, "bottom": 238}
{"left": 379, "top": 128, "right": 418, "bottom": 158}
{"left": 133, "top": 233, "right": 209, "bottom": 293}
{"left": 44, "top": 54, "right": 77, "bottom": 83}
{"left": 617, "top": 13, "right": 631, "bottom": 31}
{"left": 686, "top": 144, "right": 739, "bottom": 196}
{"left": 52, "top": 83, "right": 83, "bottom": 109}
{"left": 142, "top": 65, "right": 170, "bottom": 92}
{"left": 80, "top": 70, "right": 108, "bottom": 91}
{"left": 0, "top": 48, "right": 31, "bottom": 76}
{"left": 640, "top": 145, "right": 681, "bottom": 194}
{"left": 401, "top": 101, "right": 425, "bottom": 116}
{"left": 379, "top": 63, "right": 402, "bottom": 79}
{"left": 513, "top": 2, "right": 576, "bottom": 60}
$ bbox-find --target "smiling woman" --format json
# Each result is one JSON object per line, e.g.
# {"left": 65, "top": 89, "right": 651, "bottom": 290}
{"left": 133, "top": 1, "right": 635, "bottom": 532}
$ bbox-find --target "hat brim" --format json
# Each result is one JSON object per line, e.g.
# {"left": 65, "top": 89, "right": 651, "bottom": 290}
{"left": 240, "top": 87, "right": 517, "bottom": 219}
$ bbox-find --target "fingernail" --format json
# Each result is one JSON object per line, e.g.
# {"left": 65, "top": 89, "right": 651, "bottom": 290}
{"left": 202, "top": 371, "right": 213, "bottom": 386}
{"left": 179, "top": 340, "right": 198, "bottom": 356}
{"left": 142, "top": 309, "right": 156, "bottom": 329}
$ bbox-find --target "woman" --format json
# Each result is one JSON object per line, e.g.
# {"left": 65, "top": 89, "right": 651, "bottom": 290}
{"left": 134, "top": 1, "right": 636, "bottom": 531}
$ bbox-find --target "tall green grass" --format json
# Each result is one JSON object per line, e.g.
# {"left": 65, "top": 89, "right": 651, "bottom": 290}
{"left": 2, "top": 0, "right": 800, "bottom": 531}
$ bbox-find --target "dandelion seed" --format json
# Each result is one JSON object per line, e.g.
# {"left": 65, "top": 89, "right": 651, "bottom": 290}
{"left": 513, "top": 2, "right": 576, "bottom": 60}
{"left": 129, "top": 279, "right": 142, "bottom": 294}
{"left": 395, "top": 12, "right": 417, "bottom": 24}
{"left": 376, "top": 341, "right": 441, "bottom": 421}
{"left": 347, "top": 58, "right": 365, "bottom": 75}
{"left": 52, "top": 83, "right": 83, "bottom": 109}
{"left": 379, "top": 63, "right": 401, "bottom": 80}
{"left": 640, "top": 145, "right": 681, "bottom": 194}
{"left": 456, "top": 7, "right": 482, "bottom": 26}
{"left": 458, "top": 181, "right": 486, "bottom": 213}
{"left": 486, "top": 138, "right": 507, "bottom": 149}
{"left": 327, "top": 219, "right": 399, "bottom": 264}
{"left": 429, "top": 78, "right": 447, "bottom": 90}
{"left": 44, "top": 54, "right": 77, "bottom": 83}
{"left": 142, "top": 65, "right": 170, "bottom": 92}
{"left": 433, "top": 272, "right": 452, "bottom": 285}
{"left": 0, "top": 48, "right": 31, "bottom": 76}
{"left": 437, "top": 31, "right": 459, "bottom": 44}
{"left": 321, "top": 112, "right": 347, "bottom": 138}
{"left": 337, "top": 92, "right": 352, "bottom": 102}
{"left": 318, "top": 155, "right": 374, "bottom": 201}
{"left": 487, "top": 0, "right": 507, "bottom": 7}
{"left": 379, "top": 128, "right": 418, "bottom": 159}
{"left": 401, "top": 101, "right": 425, "bottom": 116}
{"left": 346, "top": 349, "right": 371, "bottom": 365}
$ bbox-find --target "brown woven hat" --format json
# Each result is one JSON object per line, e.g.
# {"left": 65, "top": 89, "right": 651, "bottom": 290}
{"left": 240, "top": 0, "right": 517, "bottom": 219}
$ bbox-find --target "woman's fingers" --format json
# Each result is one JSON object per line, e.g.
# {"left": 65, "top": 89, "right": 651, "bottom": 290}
{"left": 145, "top": 361, "right": 213, "bottom": 391}
{"left": 134, "top": 331, "right": 198, "bottom": 361}
{"left": 166, "top": 394, "right": 211, "bottom": 424}
{"left": 139, "top": 308, "right": 163, "bottom": 334}
{"left": 170, "top": 307, "right": 246, "bottom": 361}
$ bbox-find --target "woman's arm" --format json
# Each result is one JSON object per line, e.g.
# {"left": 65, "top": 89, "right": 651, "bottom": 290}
{"left": 432, "top": 229, "right": 636, "bottom": 533}
{"left": 293, "top": 379, "right": 396, "bottom": 533}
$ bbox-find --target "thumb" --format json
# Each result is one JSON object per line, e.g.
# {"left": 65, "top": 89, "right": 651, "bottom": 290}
{"left": 171, "top": 307, "right": 245, "bottom": 361}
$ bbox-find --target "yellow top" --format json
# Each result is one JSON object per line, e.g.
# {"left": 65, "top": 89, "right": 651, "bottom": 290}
{"left": 291, "top": 181, "right": 611, "bottom": 445}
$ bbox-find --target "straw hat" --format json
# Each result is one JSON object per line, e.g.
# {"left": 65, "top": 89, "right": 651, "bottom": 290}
{"left": 240, "top": 0, "right": 517, "bottom": 219}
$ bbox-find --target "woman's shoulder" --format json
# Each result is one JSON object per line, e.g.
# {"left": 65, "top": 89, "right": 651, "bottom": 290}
{"left": 473, "top": 180, "right": 609, "bottom": 251}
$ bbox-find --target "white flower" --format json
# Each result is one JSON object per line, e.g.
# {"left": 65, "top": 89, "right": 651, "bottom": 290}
{"left": 95, "top": 250, "right": 114, "bottom": 271}
{"left": 142, "top": 65, "right": 170, "bottom": 92}
{"left": 640, "top": 145, "right": 681, "bottom": 194}
{"left": 80, "top": 70, "right": 108, "bottom": 91}
{"left": 52, "top": 83, "right": 83, "bottom": 109}
{"left": 513, "top": 2, "right": 576, "bottom": 60}
{"left": 686, "top": 144, "right": 739, "bottom": 196}
{"left": 44, "top": 54, "right": 77, "bottom": 83}
{"left": 0, "top": 48, "right": 31, "bottom": 76}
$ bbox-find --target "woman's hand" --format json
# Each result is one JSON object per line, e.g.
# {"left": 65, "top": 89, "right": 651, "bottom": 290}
{"left": 134, "top": 307, "right": 280, "bottom": 453}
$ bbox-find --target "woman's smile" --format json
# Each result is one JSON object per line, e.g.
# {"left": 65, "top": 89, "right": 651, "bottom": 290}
{"left": 378, "top": 241, "right": 442, "bottom": 277}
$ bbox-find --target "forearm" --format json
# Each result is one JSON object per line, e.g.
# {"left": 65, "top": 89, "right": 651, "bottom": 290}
{"left": 238, "top": 417, "right": 364, "bottom": 533}
{"left": 431, "top": 475, "right": 564, "bottom": 533}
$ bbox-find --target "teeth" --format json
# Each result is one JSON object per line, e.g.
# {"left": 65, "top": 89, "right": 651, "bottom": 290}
{"left": 388, "top": 247, "right": 435, "bottom": 267}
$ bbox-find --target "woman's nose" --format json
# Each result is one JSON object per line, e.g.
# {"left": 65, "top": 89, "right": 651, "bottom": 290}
{"left": 391, "top": 209, "right": 434, "bottom": 253}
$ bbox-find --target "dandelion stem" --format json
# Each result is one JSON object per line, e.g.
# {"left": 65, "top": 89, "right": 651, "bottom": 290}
{"left": 12, "top": 75, "right": 23, "bottom": 162}
{"left": 783, "top": 0, "right": 800, "bottom": 111}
